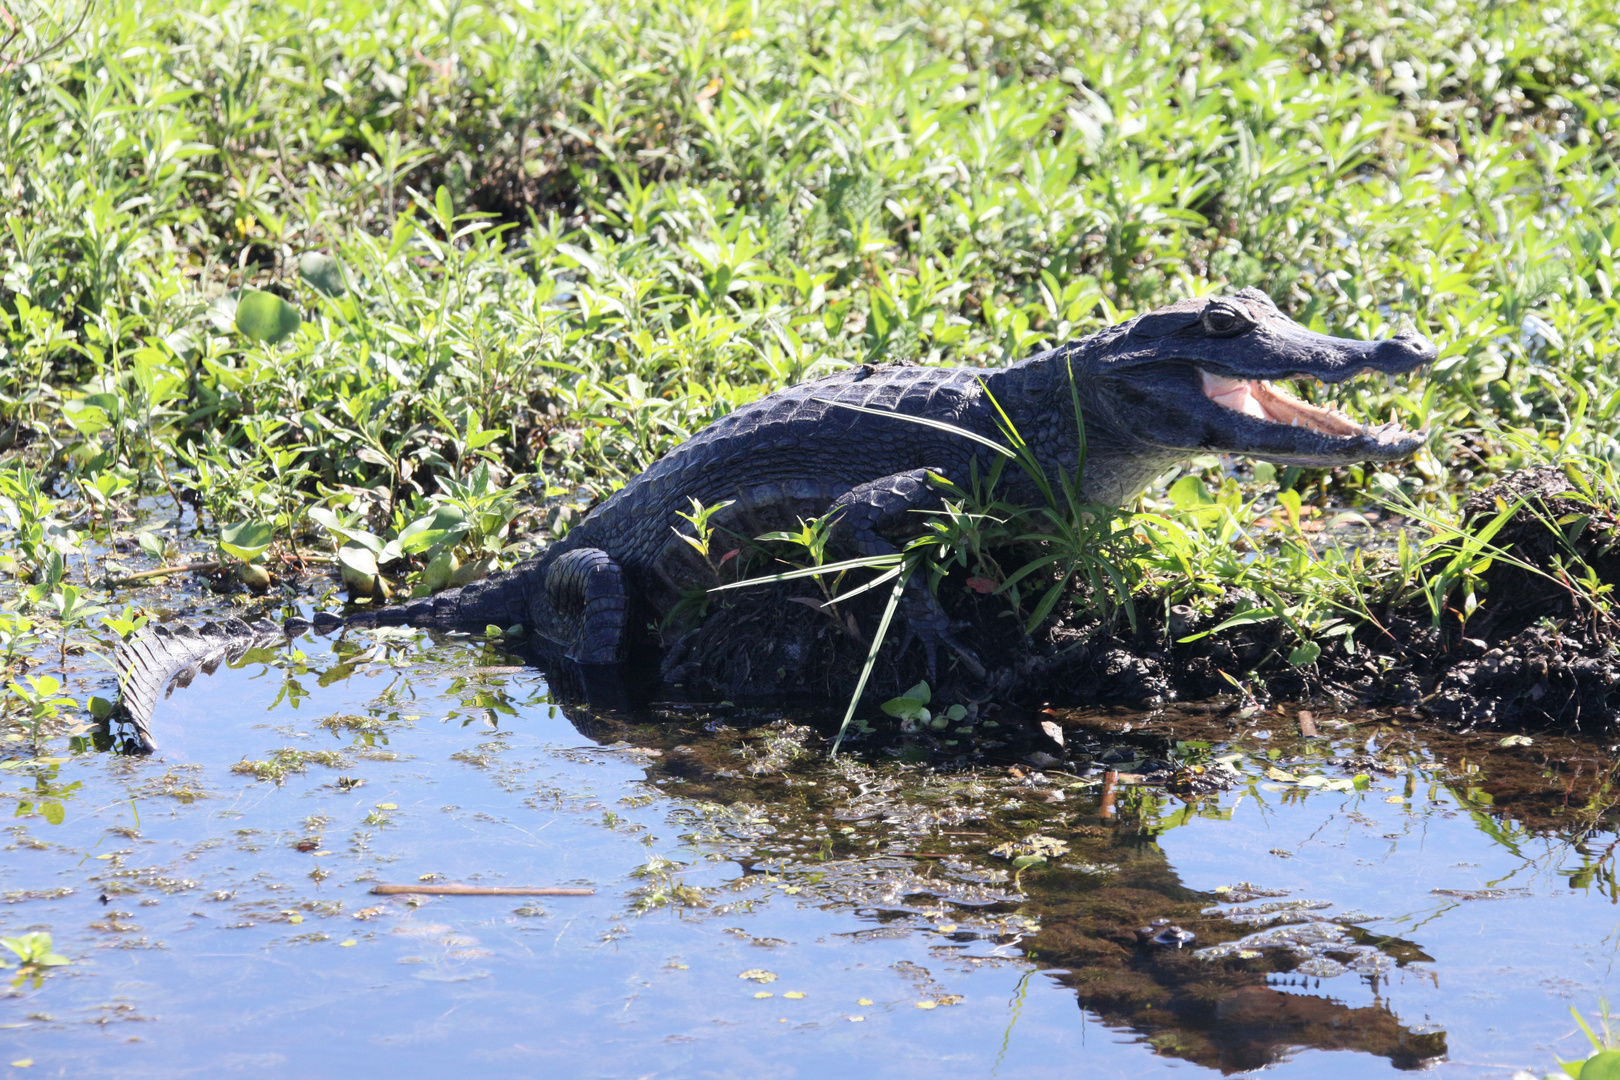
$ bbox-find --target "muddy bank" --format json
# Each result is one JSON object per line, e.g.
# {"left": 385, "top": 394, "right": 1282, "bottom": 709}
{"left": 661, "top": 468, "right": 1620, "bottom": 733}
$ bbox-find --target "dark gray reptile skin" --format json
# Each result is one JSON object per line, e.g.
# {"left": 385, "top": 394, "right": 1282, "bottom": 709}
{"left": 345, "top": 287, "right": 1435, "bottom": 668}
{"left": 109, "top": 288, "right": 1436, "bottom": 746}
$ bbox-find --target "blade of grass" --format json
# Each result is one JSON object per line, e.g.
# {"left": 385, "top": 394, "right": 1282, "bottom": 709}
{"left": 831, "top": 565, "right": 909, "bottom": 757}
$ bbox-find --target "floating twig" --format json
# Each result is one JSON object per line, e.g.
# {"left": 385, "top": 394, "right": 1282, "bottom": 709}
{"left": 370, "top": 883, "right": 594, "bottom": 897}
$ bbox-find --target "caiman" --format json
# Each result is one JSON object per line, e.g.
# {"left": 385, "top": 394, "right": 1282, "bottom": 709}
{"left": 107, "top": 288, "right": 1435, "bottom": 751}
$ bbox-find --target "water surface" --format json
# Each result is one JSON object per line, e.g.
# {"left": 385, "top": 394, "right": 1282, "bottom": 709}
{"left": 1, "top": 625, "right": 1615, "bottom": 1077}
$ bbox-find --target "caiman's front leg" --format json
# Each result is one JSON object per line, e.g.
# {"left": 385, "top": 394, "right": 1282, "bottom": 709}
{"left": 544, "top": 547, "right": 631, "bottom": 664}
{"left": 827, "top": 469, "right": 985, "bottom": 680}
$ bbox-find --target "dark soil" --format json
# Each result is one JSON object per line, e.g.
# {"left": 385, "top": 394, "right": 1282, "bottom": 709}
{"left": 659, "top": 468, "right": 1620, "bottom": 735}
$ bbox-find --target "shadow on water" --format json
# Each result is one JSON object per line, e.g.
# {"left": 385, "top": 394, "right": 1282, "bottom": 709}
{"left": 12, "top": 623, "right": 1619, "bottom": 1075}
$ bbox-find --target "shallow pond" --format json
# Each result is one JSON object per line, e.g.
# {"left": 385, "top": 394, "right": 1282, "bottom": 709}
{"left": 1, "top": 616, "right": 1617, "bottom": 1078}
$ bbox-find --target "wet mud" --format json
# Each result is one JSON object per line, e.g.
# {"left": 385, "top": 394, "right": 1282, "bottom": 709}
{"left": 663, "top": 468, "right": 1620, "bottom": 734}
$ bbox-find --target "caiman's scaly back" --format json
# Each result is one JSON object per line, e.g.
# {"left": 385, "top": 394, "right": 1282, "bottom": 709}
{"left": 107, "top": 289, "right": 1435, "bottom": 749}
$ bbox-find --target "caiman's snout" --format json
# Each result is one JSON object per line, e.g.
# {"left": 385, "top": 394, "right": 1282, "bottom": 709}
{"left": 1372, "top": 327, "right": 1438, "bottom": 370}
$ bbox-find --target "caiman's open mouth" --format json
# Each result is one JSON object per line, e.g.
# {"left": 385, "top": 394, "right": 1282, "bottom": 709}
{"left": 1199, "top": 370, "right": 1406, "bottom": 443}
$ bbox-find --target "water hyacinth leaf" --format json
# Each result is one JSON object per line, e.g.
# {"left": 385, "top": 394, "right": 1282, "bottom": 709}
{"left": 60, "top": 399, "right": 109, "bottom": 435}
{"left": 338, "top": 545, "right": 379, "bottom": 578}
{"left": 1584, "top": 1050, "right": 1620, "bottom": 1079}
{"left": 234, "top": 289, "right": 302, "bottom": 344}
{"left": 339, "top": 545, "right": 384, "bottom": 597}
{"left": 1168, "top": 475, "right": 1215, "bottom": 510}
{"left": 219, "top": 521, "right": 274, "bottom": 562}
{"left": 447, "top": 555, "right": 496, "bottom": 588}
{"left": 298, "top": 252, "right": 347, "bottom": 297}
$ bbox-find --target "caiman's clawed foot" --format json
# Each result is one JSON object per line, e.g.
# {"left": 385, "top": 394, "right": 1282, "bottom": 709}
{"left": 900, "top": 595, "right": 986, "bottom": 682}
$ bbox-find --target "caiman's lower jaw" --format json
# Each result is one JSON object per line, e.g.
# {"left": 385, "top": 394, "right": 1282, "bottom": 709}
{"left": 1199, "top": 369, "right": 1410, "bottom": 446}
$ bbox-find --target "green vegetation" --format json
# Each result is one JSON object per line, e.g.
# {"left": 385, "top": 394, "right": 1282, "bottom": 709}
{"left": 1524, "top": 1002, "right": 1620, "bottom": 1080}
{"left": 0, "top": 931, "right": 69, "bottom": 988}
{"left": 3, "top": 0, "right": 1620, "bottom": 743}
{"left": 230, "top": 747, "right": 350, "bottom": 784}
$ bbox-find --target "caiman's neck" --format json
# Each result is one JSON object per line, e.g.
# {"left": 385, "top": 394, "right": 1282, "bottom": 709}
{"left": 982, "top": 350, "right": 1183, "bottom": 508}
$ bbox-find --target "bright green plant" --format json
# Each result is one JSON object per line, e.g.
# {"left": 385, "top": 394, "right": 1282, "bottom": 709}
{"left": 0, "top": 931, "right": 69, "bottom": 988}
{"left": 881, "top": 680, "right": 967, "bottom": 733}
{"left": 4, "top": 674, "right": 80, "bottom": 749}
{"left": 1524, "top": 1002, "right": 1620, "bottom": 1079}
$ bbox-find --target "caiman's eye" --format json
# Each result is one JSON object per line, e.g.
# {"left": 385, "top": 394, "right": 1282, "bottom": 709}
{"left": 1203, "top": 306, "right": 1249, "bottom": 335}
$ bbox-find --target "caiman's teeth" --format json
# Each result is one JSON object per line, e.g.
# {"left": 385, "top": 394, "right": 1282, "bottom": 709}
{"left": 1200, "top": 369, "right": 1368, "bottom": 438}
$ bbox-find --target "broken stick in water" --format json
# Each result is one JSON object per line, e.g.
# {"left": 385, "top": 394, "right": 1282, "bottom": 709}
{"left": 371, "top": 884, "right": 595, "bottom": 896}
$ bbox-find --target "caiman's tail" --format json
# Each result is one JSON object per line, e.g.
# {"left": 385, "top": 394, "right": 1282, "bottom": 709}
{"left": 108, "top": 617, "right": 291, "bottom": 754}
{"left": 339, "top": 562, "right": 534, "bottom": 632}
{"left": 105, "top": 565, "right": 543, "bottom": 753}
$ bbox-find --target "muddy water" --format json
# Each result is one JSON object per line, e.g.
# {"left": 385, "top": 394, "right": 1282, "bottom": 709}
{"left": 1, "top": 625, "right": 1617, "bottom": 1077}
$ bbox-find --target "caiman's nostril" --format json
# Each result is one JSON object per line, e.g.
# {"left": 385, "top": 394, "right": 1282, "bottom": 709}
{"left": 1377, "top": 329, "right": 1437, "bottom": 366}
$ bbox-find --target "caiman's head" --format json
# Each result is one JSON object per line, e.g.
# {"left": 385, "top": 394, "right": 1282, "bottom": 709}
{"left": 1056, "top": 288, "right": 1435, "bottom": 502}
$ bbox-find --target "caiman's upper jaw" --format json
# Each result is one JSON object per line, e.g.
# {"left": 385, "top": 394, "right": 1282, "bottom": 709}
{"left": 1200, "top": 371, "right": 1363, "bottom": 437}
{"left": 1196, "top": 367, "right": 1427, "bottom": 464}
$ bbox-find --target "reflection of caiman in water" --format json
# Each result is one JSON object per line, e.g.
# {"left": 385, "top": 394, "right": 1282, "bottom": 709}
{"left": 99, "top": 613, "right": 1620, "bottom": 1070}
{"left": 558, "top": 694, "right": 1451, "bottom": 1073}
{"left": 101, "top": 622, "right": 1450, "bottom": 1073}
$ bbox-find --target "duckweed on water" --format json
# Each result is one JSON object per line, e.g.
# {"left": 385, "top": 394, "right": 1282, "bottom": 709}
{"left": 230, "top": 748, "right": 351, "bottom": 784}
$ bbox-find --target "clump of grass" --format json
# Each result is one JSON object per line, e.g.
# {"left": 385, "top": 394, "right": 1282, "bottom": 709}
{"left": 231, "top": 749, "right": 350, "bottom": 785}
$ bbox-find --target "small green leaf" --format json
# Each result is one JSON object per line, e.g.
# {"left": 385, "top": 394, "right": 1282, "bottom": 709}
{"left": 87, "top": 696, "right": 112, "bottom": 720}
{"left": 1582, "top": 1051, "right": 1620, "bottom": 1080}
{"left": 1168, "top": 475, "right": 1214, "bottom": 510}
{"left": 1288, "top": 641, "right": 1321, "bottom": 667}
{"left": 137, "top": 531, "right": 167, "bottom": 560}
{"left": 435, "top": 184, "right": 454, "bottom": 224}
{"left": 40, "top": 802, "right": 64, "bottom": 826}
{"left": 1498, "top": 734, "right": 1534, "bottom": 747}
{"left": 219, "top": 520, "right": 274, "bottom": 562}
{"left": 298, "top": 252, "right": 347, "bottom": 297}
{"left": 1010, "top": 855, "right": 1047, "bottom": 870}
{"left": 338, "top": 546, "right": 379, "bottom": 577}
{"left": 233, "top": 290, "right": 302, "bottom": 344}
